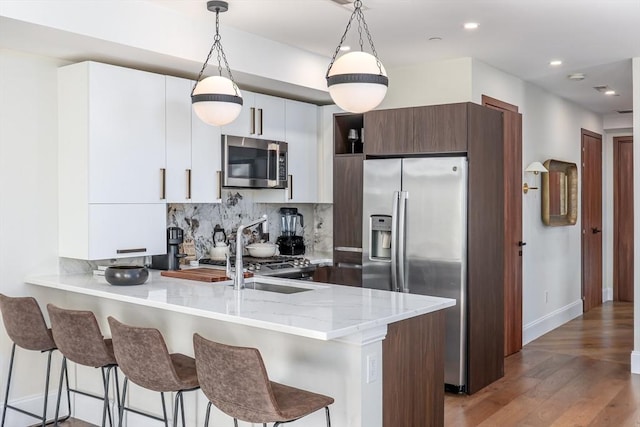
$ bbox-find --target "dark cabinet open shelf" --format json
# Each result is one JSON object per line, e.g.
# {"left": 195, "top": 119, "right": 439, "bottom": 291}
{"left": 334, "top": 113, "right": 364, "bottom": 155}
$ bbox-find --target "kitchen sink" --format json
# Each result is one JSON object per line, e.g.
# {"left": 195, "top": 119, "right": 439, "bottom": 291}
{"left": 246, "top": 282, "right": 312, "bottom": 294}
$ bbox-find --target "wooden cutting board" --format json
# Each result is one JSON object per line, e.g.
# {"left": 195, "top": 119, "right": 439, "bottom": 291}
{"left": 160, "top": 268, "right": 253, "bottom": 282}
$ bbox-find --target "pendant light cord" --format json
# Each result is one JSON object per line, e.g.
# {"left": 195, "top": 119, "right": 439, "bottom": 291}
{"left": 191, "top": 7, "right": 240, "bottom": 97}
{"left": 326, "top": 0, "right": 383, "bottom": 78}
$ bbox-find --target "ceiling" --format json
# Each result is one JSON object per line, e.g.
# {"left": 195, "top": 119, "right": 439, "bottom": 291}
{"left": 150, "top": 0, "right": 640, "bottom": 116}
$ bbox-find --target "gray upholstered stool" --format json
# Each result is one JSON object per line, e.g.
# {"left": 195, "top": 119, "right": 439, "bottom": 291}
{"left": 107, "top": 316, "right": 199, "bottom": 427}
{"left": 47, "top": 304, "right": 121, "bottom": 427}
{"left": 0, "top": 294, "right": 70, "bottom": 427}
{"left": 193, "top": 333, "right": 333, "bottom": 427}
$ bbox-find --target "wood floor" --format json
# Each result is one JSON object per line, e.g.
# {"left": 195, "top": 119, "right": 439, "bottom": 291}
{"left": 40, "top": 302, "right": 637, "bottom": 427}
{"left": 445, "top": 301, "right": 637, "bottom": 426}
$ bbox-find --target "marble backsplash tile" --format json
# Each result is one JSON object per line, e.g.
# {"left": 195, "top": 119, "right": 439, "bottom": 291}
{"left": 169, "top": 190, "right": 332, "bottom": 259}
{"left": 58, "top": 191, "right": 333, "bottom": 273}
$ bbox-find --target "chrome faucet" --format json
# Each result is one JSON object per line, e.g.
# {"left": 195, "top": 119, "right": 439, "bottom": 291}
{"left": 233, "top": 214, "right": 268, "bottom": 290}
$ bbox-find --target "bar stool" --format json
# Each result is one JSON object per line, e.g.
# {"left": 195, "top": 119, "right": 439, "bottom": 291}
{"left": 47, "top": 304, "right": 121, "bottom": 427}
{"left": 107, "top": 316, "right": 199, "bottom": 427}
{"left": 0, "top": 294, "right": 70, "bottom": 427}
{"left": 193, "top": 333, "right": 334, "bottom": 427}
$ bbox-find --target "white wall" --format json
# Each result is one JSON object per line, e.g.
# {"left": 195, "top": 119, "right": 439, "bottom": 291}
{"left": 379, "top": 57, "right": 472, "bottom": 110}
{"left": 632, "top": 57, "right": 640, "bottom": 374}
{"left": 471, "top": 59, "right": 603, "bottom": 343}
{"left": 0, "top": 49, "right": 66, "bottom": 413}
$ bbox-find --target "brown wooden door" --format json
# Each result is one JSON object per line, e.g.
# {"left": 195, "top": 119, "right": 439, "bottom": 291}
{"left": 614, "top": 136, "right": 633, "bottom": 301}
{"left": 333, "top": 155, "right": 363, "bottom": 250}
{"left": 363, "top": 108, "right": 413, "bottom": 155}
{"left": 482, "top": 95, "right": 523, "bottom": 357}
{"left": 413, "top": 104, "right": 468, "bottom": 153}
{"left": 581, "top": 129, "right": 603, "bottom": 312}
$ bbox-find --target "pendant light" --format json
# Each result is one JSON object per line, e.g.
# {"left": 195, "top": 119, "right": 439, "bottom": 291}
{"left": 326, "top": 0, "right": 388, "bottom": 113}
{"left": 191, "top": 1, "right": 243, "bottom": 126}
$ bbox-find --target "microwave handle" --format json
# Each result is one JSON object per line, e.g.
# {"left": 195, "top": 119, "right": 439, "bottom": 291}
{"left": 267, "top": 142, "right": 280, "bottom": 187}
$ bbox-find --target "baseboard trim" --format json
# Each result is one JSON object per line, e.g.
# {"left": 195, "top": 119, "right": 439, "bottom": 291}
{"left": 603, "top": 287, "right": 613, "bottom": 302}
{"left": 631, "top": 351, "right": 640, "bottom": 374}
{"left": 523, "top": 299, "right": 583, "bottom": 345}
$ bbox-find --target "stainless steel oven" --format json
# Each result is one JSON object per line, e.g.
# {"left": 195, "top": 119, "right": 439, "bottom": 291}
{"left": 222, "top": 135, "right": 288, "bottom": 189}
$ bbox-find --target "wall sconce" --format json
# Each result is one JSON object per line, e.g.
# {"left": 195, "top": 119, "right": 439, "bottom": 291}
{"left": 523, "top": 161, "right": 548, "bottom": 194}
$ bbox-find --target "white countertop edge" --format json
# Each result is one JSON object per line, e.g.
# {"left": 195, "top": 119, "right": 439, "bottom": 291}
{"left": 27, "top": 275, "right": 455, "bottom": 342}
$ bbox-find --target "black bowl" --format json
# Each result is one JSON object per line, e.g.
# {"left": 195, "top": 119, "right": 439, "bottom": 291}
{"left": 104, "top": 266, "right": 149, "bottom": 286}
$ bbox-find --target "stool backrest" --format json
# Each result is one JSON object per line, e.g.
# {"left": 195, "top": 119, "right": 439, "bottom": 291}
{"left": 0, "top": 294, "right": 55, "bottom": 351}
{"left": 193, "top": 333, "right": 281, "bottom": 423}
{"left": 108, "top": 316, "right": 185, "bottom": 392}
{"left": 47, "top": 304, "right": 116, "bottom": 368}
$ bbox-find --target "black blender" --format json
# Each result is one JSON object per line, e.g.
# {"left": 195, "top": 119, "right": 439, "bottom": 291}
{"left": 276, "top": 208, "right": 305, "bottom": 255}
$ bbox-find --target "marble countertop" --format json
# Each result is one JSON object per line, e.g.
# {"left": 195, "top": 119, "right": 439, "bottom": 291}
{"left": 27, "top": 272, "right": 454, "bottom": 341}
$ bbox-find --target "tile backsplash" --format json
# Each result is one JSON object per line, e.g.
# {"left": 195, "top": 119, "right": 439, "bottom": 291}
{"left": 169, "top": 190, "right": 332, "bottom": 259}
{"left": 58, "top": 191, "right": 333, "bottom": 273}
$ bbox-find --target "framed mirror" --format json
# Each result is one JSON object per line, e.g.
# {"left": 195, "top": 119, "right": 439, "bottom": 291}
{"left": 541, "top": 159, "right": 578, "bottom": 226}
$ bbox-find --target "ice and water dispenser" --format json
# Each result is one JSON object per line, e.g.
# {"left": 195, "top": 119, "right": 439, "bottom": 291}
{"left": 369, "top": 215, "right": 392, "bottom": 261}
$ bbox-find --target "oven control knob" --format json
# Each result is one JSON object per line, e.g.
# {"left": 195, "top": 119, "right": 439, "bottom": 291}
{"left": 293, "top": 259, "right": 300, "bottom": 266}
{"left": 255, "top": 264, "right": 261, "bottom": 270}
{"left": 248, "top": 264, "right": 255, "bottom": 271}
{"left": 303, "top": 259, "right": 310, "bottom": 266}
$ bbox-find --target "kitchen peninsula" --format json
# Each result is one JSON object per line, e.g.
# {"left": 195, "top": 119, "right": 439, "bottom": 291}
{"left": 28, "top": 272, "right": 454, "bottom": 427}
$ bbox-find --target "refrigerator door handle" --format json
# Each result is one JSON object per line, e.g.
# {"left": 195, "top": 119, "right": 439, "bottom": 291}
{"left": 398, "top": 191, "right": 409, "bottom": 293}
{"left": 391, "top": 191, "right": 400, "bottom": 292}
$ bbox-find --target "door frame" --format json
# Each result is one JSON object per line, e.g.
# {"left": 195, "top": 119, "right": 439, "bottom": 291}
{"left": 613, "top": 136, "right": 634, "bottom": 301}
{"left": 482, "top": 95, "right": 523, "bottom": 356}
{"left": 581, "top": 128, "right": 603, "bottom": 312}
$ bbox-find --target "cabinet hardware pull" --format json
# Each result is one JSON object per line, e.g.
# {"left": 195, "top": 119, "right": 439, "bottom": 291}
{"left": 592, "top": 227, "right": 602, "bottom": 234}
{"left": 287, "top": 174, "right": 293, "bottom": 200}
{"left": 334, "top": 247, "right": 363, "bottom": 253}
{"left": 116, "top": 248, "right": 147, "bottom": 254}
{"left": 518, "top": 241, "right": 527, "bottom": 246}
{"left": 258, "top": 108, "right": 263, "bottom": 135}
{"left": 160, "top": 168, "right": 166, "bottom": 199}
{"left": 336, "top": 262, "right": 362, "bottom": 269}
{"left": 250, "top": 107, "right": 256, "bottom": 134}
{"left": 216, "top": 170, "right": 222, "bottom": 200}
{"left": 186, "top": 169, "right": 192, "bottom": 199}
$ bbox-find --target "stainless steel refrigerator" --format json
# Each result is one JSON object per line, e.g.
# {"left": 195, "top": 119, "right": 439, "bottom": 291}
{"left": 362, "top": 157, "right": 468, "bottom": 392}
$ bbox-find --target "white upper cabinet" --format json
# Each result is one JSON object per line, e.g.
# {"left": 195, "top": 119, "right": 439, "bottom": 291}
{"left": 165, "top": 76, "right": 192, "bottom": 203}
{"left": 191, "top": 85, "right": 223, "bottom": 203}
{"left": 58, "top": 61, "right": 167, "bottom": 260}
{"left": 285, "top": 99, "right": 318, "bottom": 202}
{"left": 166, "top": 76, "right": 222, "bottom": 203}
{"left": 254, "top": 99, "right": 319, "bottom": 203}
{"left": 59, "top": 61, "right": 167, "bottom": 203}
{"left": 222, "top": 90, "right": 286, "bottom": 141}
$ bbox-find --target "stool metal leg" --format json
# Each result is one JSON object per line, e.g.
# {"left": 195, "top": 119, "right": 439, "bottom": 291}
{"left": 0, "top": 343, "right": 16, "bottom": 427}
{"left": 204, "top": 401, "right": 212, "bottom": 427}
{"left": 160, "top": 391, "right": 169, "bottom": 427}
{"left": 39, "top": 349, "right": 54, "bottom": 427}
{"left": 118, "top": 377, "right": 128, "bottom": 427}
{"left": 325, "top": 406, "right": 331, "bottom": 427}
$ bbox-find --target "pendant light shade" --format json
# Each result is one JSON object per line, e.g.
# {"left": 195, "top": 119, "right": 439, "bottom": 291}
{"left": 191, "top": 1, "right": 243, "bottom": 127}
{"left": 326, "top": 0, "right": 388, "bottom": 113}
{"left": 192, "top": 76, "right": 243, "bottom": 126}
{"left": 327, "top": 51, "right": 388, "bottom": 114}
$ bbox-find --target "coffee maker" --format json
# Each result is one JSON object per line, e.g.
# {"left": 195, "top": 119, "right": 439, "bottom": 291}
{"left": 276, "top": 207, "right": 305, "bottom": 255}
{"left": 151, "top": 227, "right": 185, "bottom": 270}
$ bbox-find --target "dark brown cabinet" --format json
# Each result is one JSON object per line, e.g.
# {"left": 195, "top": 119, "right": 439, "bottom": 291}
{"left": 414, "top": 103, "right": 467, "bottom": 153}
{"left": 332, "top": 154, "right": 363, "bottom": 251}
{"left": 335, "top": 102, "right": 505, "bottom": 395}
{"left": 364, "top": 107, "right": 413, "bottom": 155}
{"left": 364, "top": 103, "right": 468, "bottom": 155}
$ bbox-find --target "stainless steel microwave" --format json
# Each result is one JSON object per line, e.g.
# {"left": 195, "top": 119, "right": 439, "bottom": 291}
{"left": 222, "top": 135, "right": 288, "bottom": 189}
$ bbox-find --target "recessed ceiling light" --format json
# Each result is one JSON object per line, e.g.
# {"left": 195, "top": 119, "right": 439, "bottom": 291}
{"left": 549, "top": 60, "right": 562, "bottom": 66}
{"left": 568, "top": 73, "right": 586, "bottom": 81}
{"left": 339, "top": 45, "right": 351, "bottom": 51}
{"left": 463, "top": 22, "right": 479, "bottom": 30}
{"left": 605, "top": 90, "right": 617, "bottom": 96}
